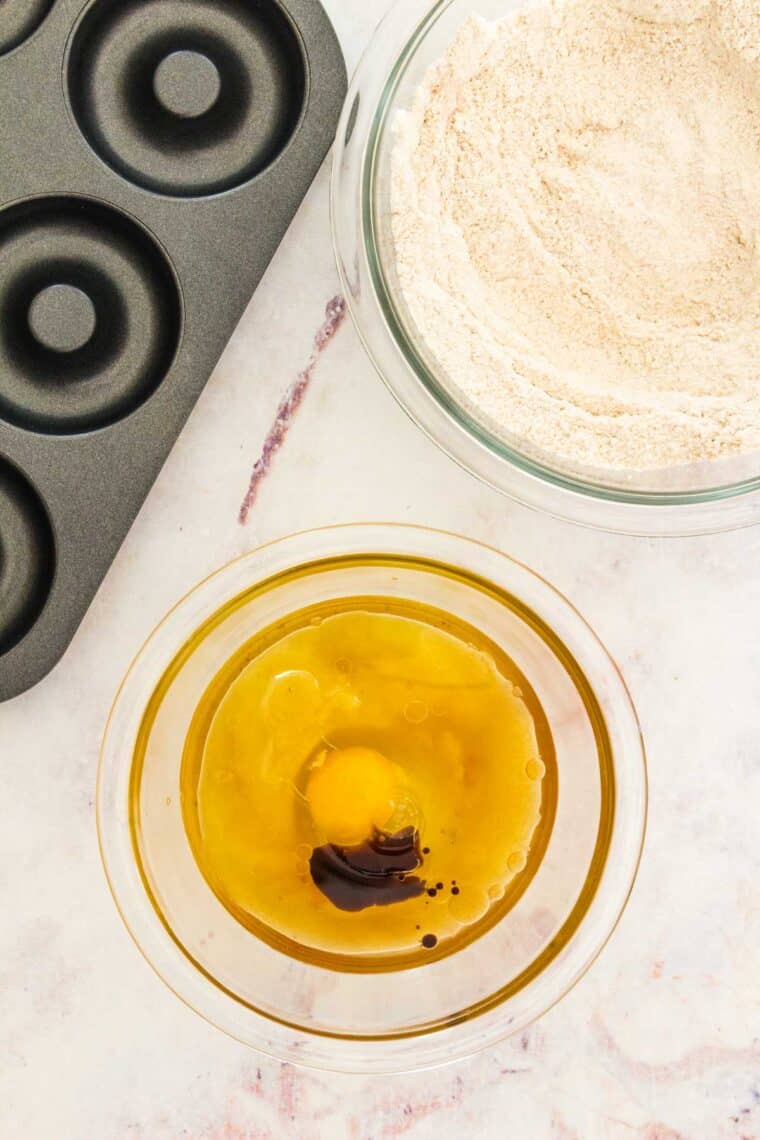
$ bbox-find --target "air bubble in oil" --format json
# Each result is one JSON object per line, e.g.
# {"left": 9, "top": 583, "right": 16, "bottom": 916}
{"left": 404, "top": 699, "right": 428, "bottom": 725}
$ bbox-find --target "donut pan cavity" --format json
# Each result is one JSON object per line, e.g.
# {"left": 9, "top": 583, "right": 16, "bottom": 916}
{"left": 0, "top": 0, "right": 346, "bottom": 701}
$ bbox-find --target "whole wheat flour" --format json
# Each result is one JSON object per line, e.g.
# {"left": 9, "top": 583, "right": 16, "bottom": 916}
{"left": 390, "top": 0, "right": 760, "bottom": 471}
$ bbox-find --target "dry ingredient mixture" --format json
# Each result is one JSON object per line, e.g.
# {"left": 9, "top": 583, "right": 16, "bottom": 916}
{"left": 391, "top": 0, "right": 760, "bottom": 471}
{"left": 181, "top": 601, "right": 555, "bottom": 968}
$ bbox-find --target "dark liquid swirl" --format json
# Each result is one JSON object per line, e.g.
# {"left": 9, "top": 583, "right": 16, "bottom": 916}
{"left": 309, "top": 827, "right": 426, "bottom": 912}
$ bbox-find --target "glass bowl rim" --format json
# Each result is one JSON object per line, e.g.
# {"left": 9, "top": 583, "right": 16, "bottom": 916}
{"left": 97, "top": 523, "right": 648, "bottom": 1072}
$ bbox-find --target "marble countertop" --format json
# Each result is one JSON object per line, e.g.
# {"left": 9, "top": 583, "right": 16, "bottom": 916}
{"left": 2, "top": 3, "right": 759, "bottom": 1138}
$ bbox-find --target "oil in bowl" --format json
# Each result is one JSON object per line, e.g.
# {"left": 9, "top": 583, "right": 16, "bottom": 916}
{"left": 180, "top": 600, "right": 557, "bottom": 970}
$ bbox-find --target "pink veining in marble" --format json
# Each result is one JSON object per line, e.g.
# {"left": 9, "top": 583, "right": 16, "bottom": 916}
{"left": 277, "top": 1065, "right": 301, "bottom": 1122}
{"left": 531, "top": 906, "right": 557, "bottom": 941}
{"left": 243, "top": 1066, "right": 264, "bottom": 1100}
{"left": 205, "top": 1125, "right": 273, "bottom": 1140}
{"left": 592, "top": 1013, "right": 760, "bottom": 1084}
{"left": 238, "top": 295, "right": 348, "bottom": 524}
{"left": 374, "top": 1074, "right": 465, "bottom": 1138}
{"left": 551, "top": 1113, "right": 582, "bottom": 1140}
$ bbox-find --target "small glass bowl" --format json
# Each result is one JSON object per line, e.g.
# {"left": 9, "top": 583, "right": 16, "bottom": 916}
{"left": 331, "top": 0, "right": 760, "bottom": 536}
{"left": 98, "top": 524, "right": 646, "bottom": 1073}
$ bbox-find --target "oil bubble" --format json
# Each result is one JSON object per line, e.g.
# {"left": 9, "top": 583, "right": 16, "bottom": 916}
{"left": 404, "top": 700, "right": 428, "bottom": 725}
{"left": 526, "top": 759, "right": 545, "bottom": 781}
{"left": 508, "top": 851, "right": 527, "bottom": 873}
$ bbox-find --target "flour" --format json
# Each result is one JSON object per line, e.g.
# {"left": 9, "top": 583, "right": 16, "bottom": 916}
{"left": 390, "top": 0, "right": 760, "bottom": 472}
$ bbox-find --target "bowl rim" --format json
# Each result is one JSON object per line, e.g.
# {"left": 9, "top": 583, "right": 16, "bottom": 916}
{"left": 97, "top": 522, "right": 648, "bottom": 1073}
{"left": 330, "top": 0, "right": 760, "bottom": 537}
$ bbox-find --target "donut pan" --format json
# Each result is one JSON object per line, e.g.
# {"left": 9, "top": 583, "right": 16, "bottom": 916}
{"left": 0, "top": 0, "right": 346, "bottom": 701}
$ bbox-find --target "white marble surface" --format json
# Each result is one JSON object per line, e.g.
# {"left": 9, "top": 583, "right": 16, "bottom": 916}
{"left": 2, "top": 4, "right": 759, "bottom": 1138}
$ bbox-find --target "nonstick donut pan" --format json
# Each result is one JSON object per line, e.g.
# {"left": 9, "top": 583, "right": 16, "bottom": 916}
{"left": 0, "top": 0, "right": 346, "bottom": 701}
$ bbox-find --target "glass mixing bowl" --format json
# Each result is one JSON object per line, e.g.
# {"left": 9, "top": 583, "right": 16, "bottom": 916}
{"left": 98, "top": 525, "right": 646, "bottom": 1073}
{"left": 331, "top": 0, "right": 760, "bottom": 536}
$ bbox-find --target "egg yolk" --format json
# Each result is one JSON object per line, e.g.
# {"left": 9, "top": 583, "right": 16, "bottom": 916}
{"left": 305, "top": 746, "right": 397, "bottom": 847}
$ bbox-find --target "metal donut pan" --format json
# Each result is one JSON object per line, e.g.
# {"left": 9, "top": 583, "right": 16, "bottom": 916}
{"left": 0, "top": 0, "right": 347, "bottom": 701}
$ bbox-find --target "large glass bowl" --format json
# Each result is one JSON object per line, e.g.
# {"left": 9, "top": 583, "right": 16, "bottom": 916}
{"left": 98, "top": 525, "right": 646, "bottom": 1073}
{"left": 331, "top": 0, "right": 760, "bottom": 536}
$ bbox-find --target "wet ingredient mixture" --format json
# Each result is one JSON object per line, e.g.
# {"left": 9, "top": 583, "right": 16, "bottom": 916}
{"left": 391, "top": 0, "right": 760, "bottom": 471}
{"left": 181, "top": 601, "right": 556, "bottom": 968}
